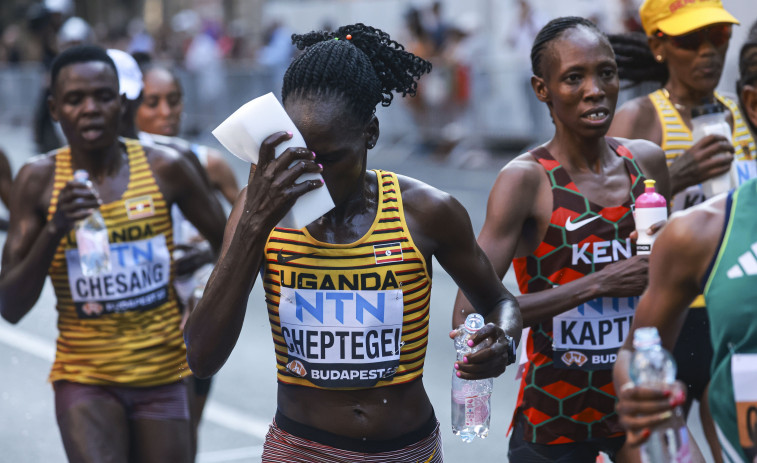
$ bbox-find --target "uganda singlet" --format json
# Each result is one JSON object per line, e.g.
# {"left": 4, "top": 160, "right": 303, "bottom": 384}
{"left": 47, "top": 139, "right": 187, "bottom": 387}
{"left": 512, "top": 138, "right": 646, "bottom": 444}
{"left": 703, "top": 178, "right": 757, "bottom": 463}
{"left": 263, "top": 170, "right": 431, "bottom": 389}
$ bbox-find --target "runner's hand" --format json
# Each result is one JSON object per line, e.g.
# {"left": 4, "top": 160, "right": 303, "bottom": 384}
{"left": 616, "top": 380, "right": 686, "bottom": 446}
{"left": 595, "top": 255, "right": 649, "bottom": 297}
{"left": 451, "top": 323, "right": 514, "bottom": 379}
{"left": 628, "top": 220, "right": 667, "bottom": 241}
{"left": 669, "top": 134, "right": 734, "bottom": 194}
{"left": 243, "top": 131, "right": 323, "bottom": 230}
{"left": 50, "top": 178, "right": 102, "bottom": 234}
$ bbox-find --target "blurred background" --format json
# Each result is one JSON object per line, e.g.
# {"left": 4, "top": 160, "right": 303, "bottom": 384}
{"left": 0, "top": 0, "right": 753, "bottom": 163}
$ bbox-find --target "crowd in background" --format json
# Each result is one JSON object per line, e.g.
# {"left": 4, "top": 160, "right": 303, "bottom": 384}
{"left": 0, "top": 0, "right": 658, "bottom": 160}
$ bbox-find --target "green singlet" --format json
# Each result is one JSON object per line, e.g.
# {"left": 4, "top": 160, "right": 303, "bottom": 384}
{"left": 703, "top": 178, "right": 757, "bottom": 463}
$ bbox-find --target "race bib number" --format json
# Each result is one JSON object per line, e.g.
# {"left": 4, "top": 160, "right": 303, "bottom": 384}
{"left": 279, "top": 287, "right": 403, "bottom": 388}
{"left": 732, "top": 353, "right": 757, "bottom": 459}
{"left": 552, "top": 296, "right": 637, "bottom": 370}
{"left": 732, "top": 159, "right": 757, "bottom": 188}
{"left": 65, "top": 235, "right": 171, "bottom": 318}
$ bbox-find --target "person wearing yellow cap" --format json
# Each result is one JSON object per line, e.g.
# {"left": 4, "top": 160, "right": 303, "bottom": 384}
{"left": 613, "top": 27, "right": 757, "bottom": 463}
{"left": 608, "top": 2, "right": 756, "bottom": 460}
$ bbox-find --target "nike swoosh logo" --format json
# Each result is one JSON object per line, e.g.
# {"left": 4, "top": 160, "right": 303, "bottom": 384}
{"left": 276, "top": 249, "right": 311, "bottom": 264}
{"left": 565, "top": 215, "right": 601, "bottom": 231}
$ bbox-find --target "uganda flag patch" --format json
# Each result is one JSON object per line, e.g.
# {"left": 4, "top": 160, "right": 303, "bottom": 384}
{"left": 125, "top": 195, "right": 155, "bottom": 220}
{"left": 374, "top": 242, "right": 403, "bottom": 265}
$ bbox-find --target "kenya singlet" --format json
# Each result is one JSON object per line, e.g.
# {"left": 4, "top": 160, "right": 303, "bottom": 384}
{"left": 703, "top": 179, "right": 757, "bottom": 463}
{"left": 263, "top": 170, "right": 431, "bottom": 389}
{"left": 47, "top": 139, "right": 187, "bottom": 386}
{"left": 512, "top": 138, "right": 646, "bottom": 444}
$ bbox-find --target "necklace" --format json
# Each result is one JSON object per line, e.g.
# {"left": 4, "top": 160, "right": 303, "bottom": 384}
{"left": 661, "top": 88, "right": 687, "bottom": 112}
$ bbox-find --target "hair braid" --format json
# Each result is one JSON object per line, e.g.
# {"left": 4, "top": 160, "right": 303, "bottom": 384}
{"left": 609, "top": 32, "right": 668, "bottom": 87}
{"left": 283, "top": 23, "right": 431, "bottom": 122}
{"left": 530, "top": 17, "right": 607, "bottom": 78}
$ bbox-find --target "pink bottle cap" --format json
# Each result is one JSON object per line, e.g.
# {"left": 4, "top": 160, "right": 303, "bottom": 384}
{"left": 636, "top": 179, "right": 667, "bottom": 208}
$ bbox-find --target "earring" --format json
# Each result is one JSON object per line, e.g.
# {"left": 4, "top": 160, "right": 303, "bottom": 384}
{"left": 367, "top": 141, "right": 375, "bottom": 149}
{"left": 656, "top": 55, "right": 663, "bottom": 63}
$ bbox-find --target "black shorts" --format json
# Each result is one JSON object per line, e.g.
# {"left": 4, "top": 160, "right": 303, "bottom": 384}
{"left": 672, "top": 308, "right": 713, "bottom": 406}
{"left": 508, "top": 413, "right": 625, "bottom": 463}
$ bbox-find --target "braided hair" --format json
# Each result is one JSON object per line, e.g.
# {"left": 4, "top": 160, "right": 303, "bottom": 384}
{"left": 282, "top": 23, "right": 432, "bottom": 123}
{"left": 610, "top": 32, "right": 668, "bottom": 87}
{"left": 530, "top": 17, "right": 608, "bottom": 78}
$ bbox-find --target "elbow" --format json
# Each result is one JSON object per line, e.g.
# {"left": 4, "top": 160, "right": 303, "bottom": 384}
{"left": 184, "top": 332, "right": 216, "bottom": 379}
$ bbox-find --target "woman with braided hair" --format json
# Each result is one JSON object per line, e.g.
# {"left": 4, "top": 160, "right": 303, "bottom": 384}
{"left": 184, "top": 24, "right": 521, "bottom": 462}
{"left": 608, "top": 1, "right": 756, "bottom": 460}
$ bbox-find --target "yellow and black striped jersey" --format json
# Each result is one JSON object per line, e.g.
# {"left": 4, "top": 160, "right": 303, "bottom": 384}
{"left": 46, "top": 139, "right": 188, "bottom": 386}
{"left": 263, "top": 170, "right": 432, "bottom": 390}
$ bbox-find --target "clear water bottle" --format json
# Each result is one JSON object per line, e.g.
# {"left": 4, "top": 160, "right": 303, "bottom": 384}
{"left": 629, "top": 327, "right": 692, "bottom": 463}
{"left": 451, "top": 313, "right": 493, "bottom": 442}
{"left": 691, "top": 102, "right": 734, "bottom": 198}
{"left": 73, "top": 170, "right": 111, "bottom": 276}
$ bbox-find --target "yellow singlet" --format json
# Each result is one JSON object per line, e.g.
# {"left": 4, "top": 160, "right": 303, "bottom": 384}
{"left": 263, "top": 170, "right": 432, "bottom": 390}
{"left": 46, "top": 139, "right": 188, "bottom": 386}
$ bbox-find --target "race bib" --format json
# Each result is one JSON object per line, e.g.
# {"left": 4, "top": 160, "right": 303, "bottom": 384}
{"left": 732, "top": 159, "right": 757, "bottom": 188}
{"left": 731, "top": 353, "right": 757, "bottom": 459}
{"left": 279, "top": 287, "right": 403, "bottom": 388}
{"left": 65, "top": 235, "right": 171, "bottom": 318}
{"left": 672, "top": 184, "right": 706, "bottom": 212}
{"left": 552, "top": 296, "right": 637, "bottom": 370}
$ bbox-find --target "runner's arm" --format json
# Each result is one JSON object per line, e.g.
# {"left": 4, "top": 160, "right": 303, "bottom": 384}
{"left": 184, "top": 133, "right": 322, "bottom": 378}
{"left": 613, "top": 200, "right": 723, "bottom": 447}
{"left": 402, "top": 176, "right": 521, "bottom": 379}
{"left": 0, "top": 161, "right": 99, "bottom": 323}
{"left": 149, "top": 145, "right": 226, "bottom": 255}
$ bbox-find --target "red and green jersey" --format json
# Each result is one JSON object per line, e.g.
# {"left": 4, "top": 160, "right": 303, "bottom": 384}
{"left": 512, "top": 138, "right": 647, "bottom": 444}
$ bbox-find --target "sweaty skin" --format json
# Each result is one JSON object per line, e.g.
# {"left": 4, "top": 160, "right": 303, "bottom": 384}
{"left": 184, "top": 95, "right": 521, "bottom": 440}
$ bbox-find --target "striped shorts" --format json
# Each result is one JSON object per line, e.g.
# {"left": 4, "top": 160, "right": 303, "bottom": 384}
{"left": 262, "top": 410, "right": 444, "bottom": 462}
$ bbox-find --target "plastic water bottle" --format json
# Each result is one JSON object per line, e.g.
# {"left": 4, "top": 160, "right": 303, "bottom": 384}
{"left": 691, "top": 102, "right": 734, "bottom": 198}
{"left": 451, "top": 313, "right": 493, "bottom": 442}
{"left": 634, "top": 179, "right": 667, "bottom": 255}
{"left": 73, "top": 170, "right": 111, "bottom": 276}
{"left": 629, "top": 327, "right": 692, "bottom": 463}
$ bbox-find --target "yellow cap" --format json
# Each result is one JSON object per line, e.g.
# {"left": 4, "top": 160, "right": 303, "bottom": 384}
{"left": 644, "top": 179, "right": 656, "bottom": 188}
{"left": 639, "top": 0, "right": 739, "bottom": 37}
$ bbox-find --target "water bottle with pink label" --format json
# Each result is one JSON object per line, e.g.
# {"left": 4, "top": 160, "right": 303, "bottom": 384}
{"left": 634, "top": 179, "right": 667, "bottom": 255}
{"left": 451, "top": 313, "right": 493, "bottom": 442}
